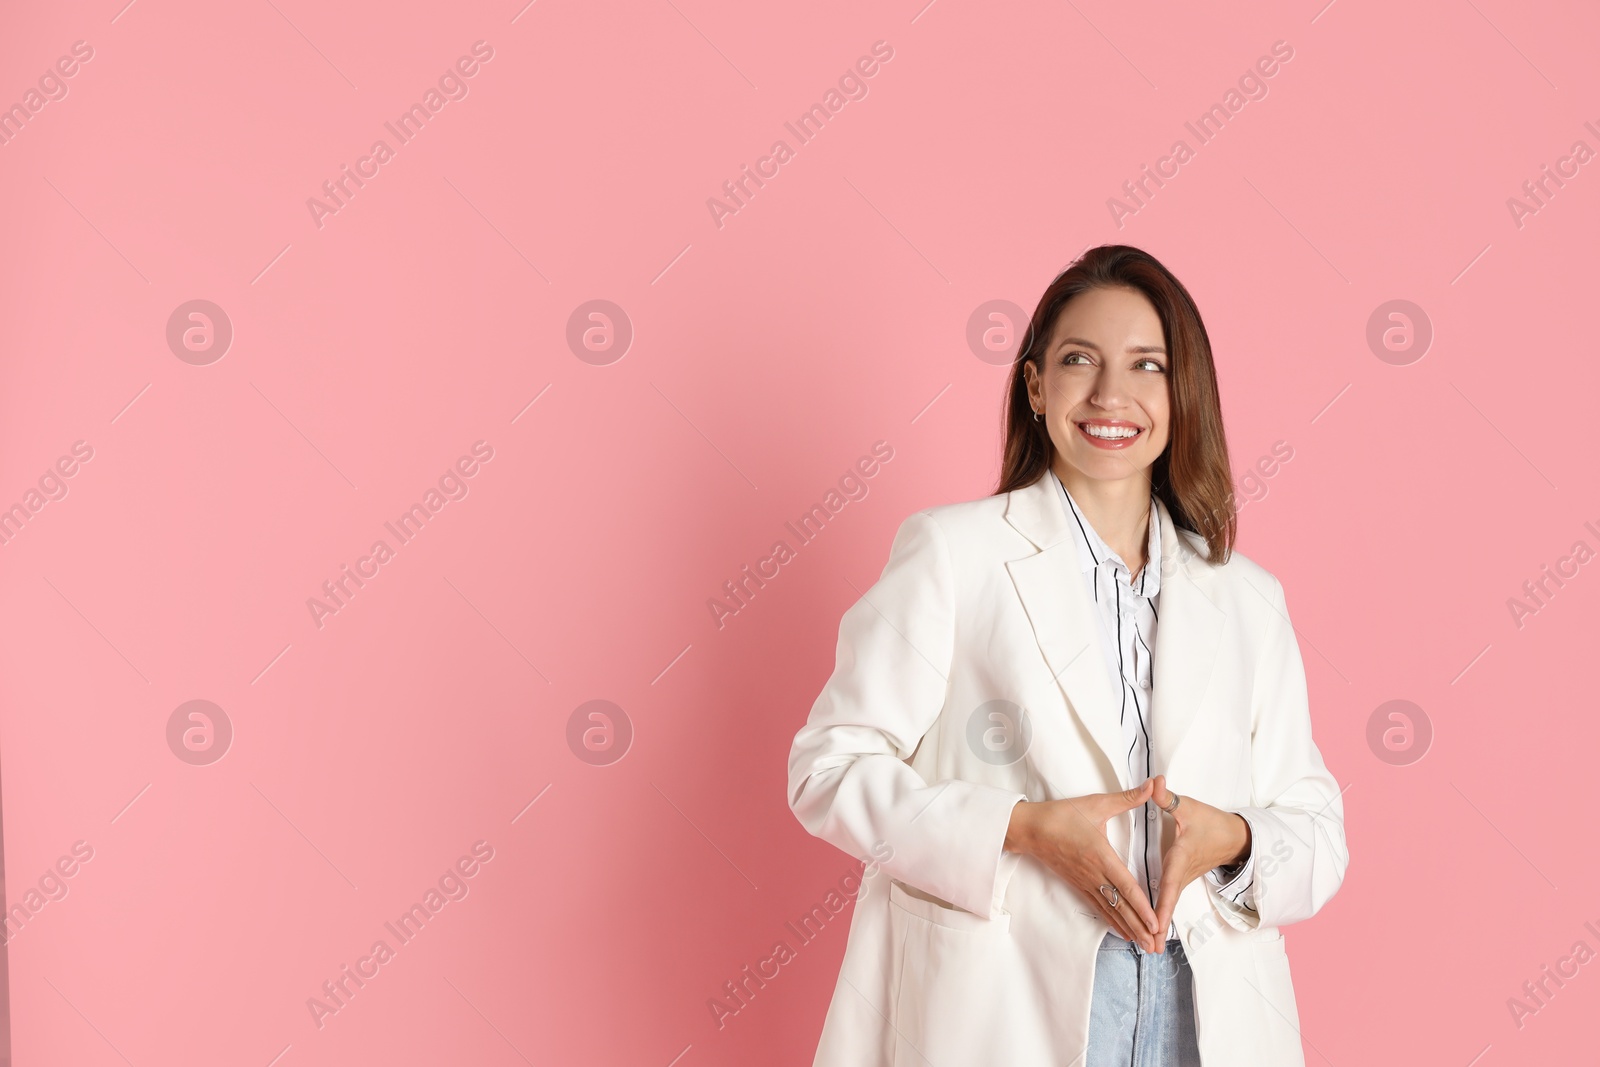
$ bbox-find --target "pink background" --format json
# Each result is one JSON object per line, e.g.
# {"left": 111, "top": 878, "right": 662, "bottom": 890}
{"left": 1, "top": 0, "right": 1597, "bottom": 1064}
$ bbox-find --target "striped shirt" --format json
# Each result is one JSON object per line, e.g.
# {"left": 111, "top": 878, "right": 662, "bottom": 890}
{"left": 1051, "top": 471, "right": 1256, "bottom": 937}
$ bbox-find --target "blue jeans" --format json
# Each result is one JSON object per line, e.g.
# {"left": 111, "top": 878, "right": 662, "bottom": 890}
{"left": 1084, "top": 931, "right": 1201, "bottom": 1067}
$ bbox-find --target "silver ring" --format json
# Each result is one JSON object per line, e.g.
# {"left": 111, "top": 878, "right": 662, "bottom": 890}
{"left": 1162, "top": 792, "right": 1181, "bottom": 815}
{"left": 1097, "top": 883, "right": 1121, "bottom": 908}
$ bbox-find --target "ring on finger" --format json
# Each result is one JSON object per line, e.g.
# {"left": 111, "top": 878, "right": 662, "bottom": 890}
{"left": 1097, "top": 883, "right": 1121, "bottom": 909}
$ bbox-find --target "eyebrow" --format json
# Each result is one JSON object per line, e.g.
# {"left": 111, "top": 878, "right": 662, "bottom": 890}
{"left": 1055, "top": 336, "right": 1168, "bottom": 355}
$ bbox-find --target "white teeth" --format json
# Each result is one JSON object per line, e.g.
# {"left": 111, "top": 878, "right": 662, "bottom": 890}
{"left": 1081, "top": 423, "right": 1140, "bottom": 439}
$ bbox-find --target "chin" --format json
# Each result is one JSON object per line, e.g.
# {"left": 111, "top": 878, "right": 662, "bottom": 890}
{"left": 1072, "top": 449, "right": 1157, "bottom": 478}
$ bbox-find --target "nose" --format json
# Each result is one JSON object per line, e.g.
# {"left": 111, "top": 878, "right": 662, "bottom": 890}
{"left": 1086, "top": 365, "right": 1130, "bottom": 410}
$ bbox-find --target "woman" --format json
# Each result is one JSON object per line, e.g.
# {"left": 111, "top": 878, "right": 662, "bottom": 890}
{"left": 785, "top": 245, "right": 1348, "bottom": 1066}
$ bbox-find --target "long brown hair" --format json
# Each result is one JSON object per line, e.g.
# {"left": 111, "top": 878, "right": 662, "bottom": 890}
{"left": 994, "top": 244, "right": 1236, "bottom": 565}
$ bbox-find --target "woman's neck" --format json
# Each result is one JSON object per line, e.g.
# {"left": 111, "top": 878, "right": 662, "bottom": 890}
{"left": 1053, "top": 461, "right": 1153, "bottom": 576}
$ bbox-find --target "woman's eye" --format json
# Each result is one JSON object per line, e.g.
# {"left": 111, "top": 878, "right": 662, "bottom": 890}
{"left": 1062, "top": 352, "right": 1091, "bottom": 365}
{"left": 1137, "top": 359, "right": 1166, "bottom": 372}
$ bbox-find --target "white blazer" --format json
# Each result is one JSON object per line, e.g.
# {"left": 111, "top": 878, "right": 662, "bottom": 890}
{"left": 786, "top": 470, "right": 1349, "bottom": 1066}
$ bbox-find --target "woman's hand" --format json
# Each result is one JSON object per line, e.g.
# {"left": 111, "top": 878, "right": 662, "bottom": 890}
{"left": 1150, "top": 774, "right": 1251, "bottom": 941}
{"left": 1005, "top": 780, "right": 1164, "bottom": 953}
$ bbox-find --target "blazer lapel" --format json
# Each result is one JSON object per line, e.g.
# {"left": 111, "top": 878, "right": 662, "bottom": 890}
{"left": 1004, "top": 473, "right": 1126, "bottom": 790}
{"left": 1003, "top": 472, "right": 1225, "bottom": 793}
{"left": 1147, "top": 499, "right": 1224, "bottom": 778}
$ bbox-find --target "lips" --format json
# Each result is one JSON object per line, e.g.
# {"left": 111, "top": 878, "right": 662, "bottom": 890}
{"left": 1075, "top": 420, "right": 1144, "bottom": 450}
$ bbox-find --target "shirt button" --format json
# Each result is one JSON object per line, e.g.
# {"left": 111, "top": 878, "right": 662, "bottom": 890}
{"left": 1148, "top": 810, "right": 1157, "bottom": 820}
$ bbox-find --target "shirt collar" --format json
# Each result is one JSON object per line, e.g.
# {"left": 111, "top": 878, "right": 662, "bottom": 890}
{"left": 1050, "top": 468, "right": 1162, "bottom": 598}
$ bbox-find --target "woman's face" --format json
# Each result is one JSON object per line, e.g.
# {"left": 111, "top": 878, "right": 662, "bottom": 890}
{"left": 1025, "top": 286, "right": 1171, "bottom": 486}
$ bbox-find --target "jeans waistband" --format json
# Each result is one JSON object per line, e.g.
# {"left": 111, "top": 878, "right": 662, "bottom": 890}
{"left": 1098, "top": 931, "right": 1185, "bottom": 951}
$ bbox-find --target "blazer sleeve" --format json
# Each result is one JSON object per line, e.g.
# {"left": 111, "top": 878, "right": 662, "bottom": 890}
{"left": 786, "top": 510, "right": 1029, "bottom": 921}
{"left": 1212, "top": 573, "right": 1350, "bottom": 931}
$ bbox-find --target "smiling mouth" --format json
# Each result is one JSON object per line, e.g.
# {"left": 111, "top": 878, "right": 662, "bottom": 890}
{"left": 1077, "top": 422, "right": 1143, "bottom": 440}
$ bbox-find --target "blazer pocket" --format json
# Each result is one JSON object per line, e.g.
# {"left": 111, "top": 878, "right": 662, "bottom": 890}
{"left": 1249, "top": 924, "right": 1284, "bottom": 944}
{"left": 887, "top": 880, "right": 1025, "bottom": 1065}
{"left": 888, "top": 880, "right": 1011, "bottom": 934}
